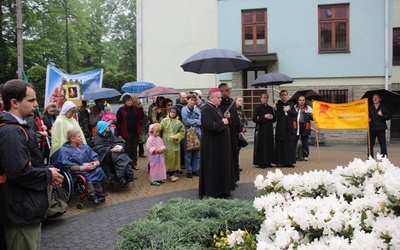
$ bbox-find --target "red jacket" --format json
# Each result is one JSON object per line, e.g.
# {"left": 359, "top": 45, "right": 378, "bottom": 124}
{"left": 116, "top": 105, "right": 144, "bottom": 139}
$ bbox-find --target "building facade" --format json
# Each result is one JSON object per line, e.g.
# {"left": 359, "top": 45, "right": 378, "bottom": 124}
{"left": 137, "top": 0, "right": 400, "bottom": 142}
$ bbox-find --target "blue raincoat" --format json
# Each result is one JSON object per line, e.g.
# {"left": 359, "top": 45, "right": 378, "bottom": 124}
{"left": 50, "top": 142, "right": 106, "bottom": 183}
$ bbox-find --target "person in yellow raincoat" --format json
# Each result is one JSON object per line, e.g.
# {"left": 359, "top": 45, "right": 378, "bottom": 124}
{"left": 159, "top": 105, "right": 185, "bottom": 182}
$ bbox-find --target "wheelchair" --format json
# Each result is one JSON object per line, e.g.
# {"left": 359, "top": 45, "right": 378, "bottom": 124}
{"left": 53, "top": 168, "right": 98, "bottom": 209}
{"left": 100, "top": 153, "right": 135, "bottom": 188}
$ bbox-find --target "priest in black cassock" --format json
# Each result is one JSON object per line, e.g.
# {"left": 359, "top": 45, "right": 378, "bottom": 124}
{"left": 217, "top": 83, "right": 243, "bottom": 186}
{"left": 274, "top": 90, "right": 297, "bottom": 167}
{"left": 198, "top": 88, "right": 232, "bottom": 199}
{"left": 253, "top": 93, "right": 276, "bottom": 168}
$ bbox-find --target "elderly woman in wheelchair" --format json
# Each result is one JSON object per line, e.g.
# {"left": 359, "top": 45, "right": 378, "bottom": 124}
{"left": 50, "top": 128, "right": 107, "bottom": 204}
{"left": 91, "top": 121, "right": 135, "bottom": 187}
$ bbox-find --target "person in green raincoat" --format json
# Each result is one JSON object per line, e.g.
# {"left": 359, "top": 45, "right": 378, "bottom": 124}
{"left": 159, "top": 105, "right": 185, "bottom": 182}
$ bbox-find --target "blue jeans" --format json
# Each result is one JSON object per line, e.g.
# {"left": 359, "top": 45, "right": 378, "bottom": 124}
{"left": 369, "top": 130, "right": 387, "bottom": 157}
{"left": 295, "top": 135, "right": 309, "bottom": 158}
{"left": 184, "top": 138, "right": 200, "bottom": 173}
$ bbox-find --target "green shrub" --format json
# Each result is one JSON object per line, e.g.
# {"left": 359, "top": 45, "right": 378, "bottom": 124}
{"left": 114, "top": 198, "right": 261, "bottom": 250}
{"left": 125, "top": 74, "right": 136, "bottom": 82}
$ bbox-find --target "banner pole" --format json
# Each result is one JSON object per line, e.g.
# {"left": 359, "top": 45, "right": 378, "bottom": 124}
{"left": 316, "top": 129, "right": 320, "bottom": 162}
{"left": 367, "top": 128, "right": 371, "bottom": 157}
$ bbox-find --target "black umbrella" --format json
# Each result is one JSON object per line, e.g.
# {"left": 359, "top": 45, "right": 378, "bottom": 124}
{"left": 251, "top": 73, "right": 294, "bottom": 102}
{"left": 361, "top": 89, "right": 400, "bottom": 114}
{"left": 289, "top": 89, "right": 322, "bottom": 105}
{"left": 180, "top": 48, "right": 251, "bottom": 74}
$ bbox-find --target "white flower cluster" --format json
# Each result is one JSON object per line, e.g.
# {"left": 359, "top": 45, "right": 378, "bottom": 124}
{"left": 253, "top": 155, "right": 400, "bottom": 249}
{"left": 227, "top": 229, "right": 245, "bottom": 247}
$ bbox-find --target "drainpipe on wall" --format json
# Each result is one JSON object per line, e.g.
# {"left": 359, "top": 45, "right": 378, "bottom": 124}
{"left": 137, "top": 0, "right": 143, "bottom": 81}
{"left": 384, "top": 0, "right": 389, "bottom": 90}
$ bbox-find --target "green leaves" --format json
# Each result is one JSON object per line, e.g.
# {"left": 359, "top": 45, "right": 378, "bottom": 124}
{"left": 0, "top": 0, "right": 137, "bottom": 83}
{"left": 114, "top": 198, "right": 261, "bottom": 249}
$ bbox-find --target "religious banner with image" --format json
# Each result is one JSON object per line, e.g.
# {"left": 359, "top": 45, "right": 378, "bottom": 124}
{"left": 45, "top": 65, "right": 103, "bottom": 108}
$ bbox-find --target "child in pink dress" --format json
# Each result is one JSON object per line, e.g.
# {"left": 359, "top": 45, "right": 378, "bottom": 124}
{"left": 101, "top": 106, "right": 117, "bottom": 134}
{"left": 146, "top": 124, "right": 167, "bottom": 185}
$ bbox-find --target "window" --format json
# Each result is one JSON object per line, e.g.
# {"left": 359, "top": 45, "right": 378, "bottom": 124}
{"left": 318, "top": 4, "right": 349, "bottom": 53}
{"left": 394, "top": 28, "right": 400, "bottom": 66}
{"left": 319, "top": 89, "right": 348, "bottom": 103}
{"left": 242, "top": 9, "right": 267, "bottom": 54}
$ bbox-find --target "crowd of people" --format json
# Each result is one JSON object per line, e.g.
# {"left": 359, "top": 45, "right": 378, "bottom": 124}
{"left": 253, "top": 90, "right": 313, "bottom": 169}
{"left": 0, "top": 79, "right": 392, "bottom": 249}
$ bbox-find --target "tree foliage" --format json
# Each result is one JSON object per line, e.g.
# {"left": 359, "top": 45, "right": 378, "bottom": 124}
{"left": 27, "top": 65, "right": 47, "bottom": 107}
{"left": 0, "top": 0, "right": 137, "bottom": 84}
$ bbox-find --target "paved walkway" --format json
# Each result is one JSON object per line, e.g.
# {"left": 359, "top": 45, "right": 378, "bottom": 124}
{"left": 41, "top": 142, "right": 400, "bottom": 249}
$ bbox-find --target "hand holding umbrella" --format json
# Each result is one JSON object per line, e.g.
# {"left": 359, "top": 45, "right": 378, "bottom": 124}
{"left": 252, "top": 73, "right": 294, "bottom": 102}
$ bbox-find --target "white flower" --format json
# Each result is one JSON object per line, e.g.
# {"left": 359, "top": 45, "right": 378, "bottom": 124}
{"left": 351, "top": 230, "right": 387, "bottom": 250}
{"left": 254, "top": 174, "right": 267, "bottom": 190}
{"left": 227, "top": 229, "right": 244, "bottom": 247}
{"left": 274, "top": 225, "right": 300, "bottom": 249}
{"left": 253, "top": 156, "right": 400, "bottom": 249}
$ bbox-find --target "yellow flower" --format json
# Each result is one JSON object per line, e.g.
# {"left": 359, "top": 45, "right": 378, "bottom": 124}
{"left": 215, "top": 242, "right": 221, "bottom": 248}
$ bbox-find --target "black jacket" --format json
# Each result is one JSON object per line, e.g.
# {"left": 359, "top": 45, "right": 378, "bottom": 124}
{"left": 0, "top": 112, "right": 51, "bottom": 225}
{"left": 369, "top": 104, "right": 391, "bottom": 131}
{"left": 219, "top": 97, "right": 243, "bottom": 137}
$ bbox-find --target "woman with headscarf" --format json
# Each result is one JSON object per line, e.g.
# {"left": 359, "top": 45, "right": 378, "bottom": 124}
{"left": 49, "top": 101, "right": 86, "bottom": 156}
{"left": 159, "top": 105, "right": 185, "bottom": 182}
{"left": 92, "top": 121, "right": 135, "bottom": 187}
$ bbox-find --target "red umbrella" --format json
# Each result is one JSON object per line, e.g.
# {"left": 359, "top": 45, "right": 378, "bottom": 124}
{"left": 138, "top": 86, "right": 179, "bottom": 98}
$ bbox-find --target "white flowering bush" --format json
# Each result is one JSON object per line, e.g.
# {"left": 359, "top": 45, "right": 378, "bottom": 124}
{"left": 253, "top": 155, "right": 400, "bottom": 249}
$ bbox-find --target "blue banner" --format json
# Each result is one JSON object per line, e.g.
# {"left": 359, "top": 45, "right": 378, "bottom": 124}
{"left": 45, "top": 65, "right": 103, "bottom": 109}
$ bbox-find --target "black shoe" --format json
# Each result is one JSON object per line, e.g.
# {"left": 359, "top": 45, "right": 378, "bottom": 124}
{"left": 192, "top": 171, "right": 199, "bottom": 176}
{"left": 176, "top": 169, "right": 184, "bottom": 174}
{"left": 239, "top": 168, "right": 243, "bottom": 171}
{"left": 284, "top": 164, "right": 295, "bottom": 168}
{"left": 259, "top": 165, "right": 267, "bottom": 169}
{"left": 88, "top": 194, "right": 101, "bottom": 204}
{"left": 96, "top": 192, "right": 108, "bottom": 198}
{"left": 186, "top": 172, "right": 193, "bottom": 178}
{"left": 119, "top": 177, "right": 128, "bottom": 186}
{"left": 139, "top": 154, "right": 147, "bottom": 158}
{"left": 126, "top": 174, "right": 135, "bottom": 182}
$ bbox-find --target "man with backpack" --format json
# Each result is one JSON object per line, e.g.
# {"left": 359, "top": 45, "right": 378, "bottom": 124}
{"left": 0, "top": 79, "right": 64, "bottom": 249}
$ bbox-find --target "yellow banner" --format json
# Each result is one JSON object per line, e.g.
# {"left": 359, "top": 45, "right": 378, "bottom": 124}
{"left": 313, "top": 99, "right": 369, "bottom": 129}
